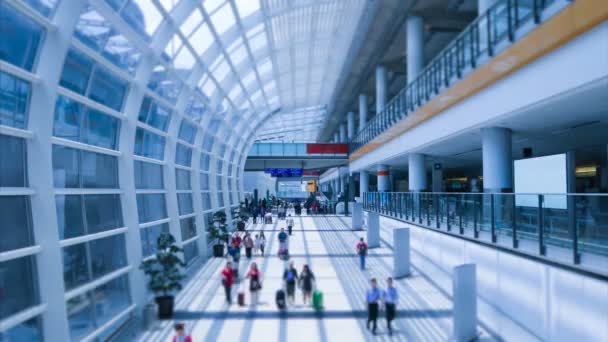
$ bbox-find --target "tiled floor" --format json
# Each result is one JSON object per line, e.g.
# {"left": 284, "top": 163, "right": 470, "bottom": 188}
{"left": 138, "top": 216, "right": 497, "bottom": 342}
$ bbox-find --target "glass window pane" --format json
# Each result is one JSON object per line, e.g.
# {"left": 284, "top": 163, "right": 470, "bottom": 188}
{"left": 59, "top": 49, "right": 94, "bottom": 96}
{"left": 175, "top": 144, "right": 192, "bottom": 167}
{"left": 89, "top": 234, "right": 127, "bottom": 279}
{"left": 134, "top": 161, "right": 164, "bottom": 189}
{"left": 138, "top": 96, "right": 171, "bottom": 131}
{"left": 180, "top": 216, "right": 196, "bottom": 241}
{"left": 0, "top": 71, "right": 30, "bottom": 129}
{"left": 201, "top": 192, "right": 211, "bottom": 210}
{"left": 88, "top": 67, "right": 128, "bottom": 111}
{"left": 55, "top": 195, "right": 85, "bottom": 240}
{"left": 183, "top": 241, "right": 199, "bottom": 265}
{"left": 210, "top": 3, "right": 235, "bottom": 35}
{"left": 0, "top": 315, "right": 42, "bottom": 342}
{"left": 140, "top": 223, "right": 169, "bottom": 257}
{"left": 122, "top": 0, "right": 163, "bottom": 37}
{"left": 136, "top": 193, "right": 167, "bottom": 223}
{"left": 177, "top": 193, "right": 193, "bottom": 215}
{"left": 200, "top": 153, "right": 210, "bottom": 171}
{"left": 0, "top": 256, "right": 39, "bottom": 320}
{"left": 0, "top": 196, "right": 33, "bottom": 252}
{"left": 200, "top": 173, "right": 209, "bottom": 190}
{"left": 134, "top": 128, "right": 165, "bottom": 160}
{"left": 0, "top": 135, "right": 27, "bottom": 187}
{"left": 178, "top": 121, "right": 196, "bottom": 144}
{"left": 52, "top": 145, "right": 80, "bottom": 188}
{"left": 92, "top": 275, "right": 131, "bottom": 327}
{"left": 0, "top": 2, "right": 44, "bottom": 71}
{"left": 81, "top": 150, "right": 118, "bottom": 188}
{"left": 175, "top": 169, "right": 191, "bottom": 190}
{"left": 84, "top": 194, "right": 123, "bottom": 234}
{"left": 67, "top": 293, "right": 95, "bottom": 340}
{"left": 63, "top": 243, "right": 90, "bottom": 290}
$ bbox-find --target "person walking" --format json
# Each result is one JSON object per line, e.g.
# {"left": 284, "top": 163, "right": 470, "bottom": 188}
{"left": 283, "top": 261, "right": 299, "bottom": 305}
{"left": 366, "top": 278, "right": 382, "bottom": 335}
{"left": 259, "top": 231, "right": 266, "bottom": 256}
{"left": 286, "top": 214, "right": 295, "bottom": 236}
{"left": 246, "top": 262, "right": 262, "bottom": 305}
{"left": 278, "top": 228, "right": 288, "bottom": 249}
{"left": 383, "top": 277, "right": 398, "bottom": 336}
{"left": 221, "top": 261, "right": 234, "bottom": 304}
{"left": 172, "top": 323, "right": 192, "bottom": 342}
{"left": 299, "top": 264, "right": 316, "bottom": 305}
{"left": 244, "top": 233, "right": 254, "bottom": 259}
{"left": 356, "top": 237, "right": 368, "bottom": 270}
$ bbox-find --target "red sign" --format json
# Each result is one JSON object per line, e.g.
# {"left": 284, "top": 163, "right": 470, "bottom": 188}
{"left": 303, "top": 170, "right": 321, "bottom": 176}
{"left": 306, "top": 143, "right": 348, "bottom": 154}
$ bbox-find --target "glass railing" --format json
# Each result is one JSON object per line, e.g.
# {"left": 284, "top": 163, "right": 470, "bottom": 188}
{"left": 363, "top": 191, "right": 608, "bottom": 275}
{"left": 350, "top": 0, "right": 566, "bottom": 153}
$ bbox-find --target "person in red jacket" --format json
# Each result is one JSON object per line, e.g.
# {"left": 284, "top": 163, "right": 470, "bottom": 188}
{"left": 172, "top": 323, "right": 192, "bottom": 342}
{"left": 221, "top": 261, "right": 234, "bottom": 304}
{"left": 356, "top": 237, "right": 368, "bottom": 270}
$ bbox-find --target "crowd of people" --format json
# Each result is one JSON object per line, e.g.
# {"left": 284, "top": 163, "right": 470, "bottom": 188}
{"left": 172, "top": 204, "right": 401, "bottom": 339}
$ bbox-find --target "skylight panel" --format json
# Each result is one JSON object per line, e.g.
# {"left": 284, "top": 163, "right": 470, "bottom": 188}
{"left": 201, "top": 77, "right": 217, "bottom": 98}
{"left": 164, "top": 35, "right": 183, "bottom": 59}
{"left": 181, "top": 9, "right": 203, "bottom": 37}
{"left": 190, "top": 22, "right": 215, "bottom": 56}
{"left": 212, "top": 59, "right": 230, "bottom": 82}
{"left": 174, "top": 46, "right": 196, "bottom": 69}
{"left": 204, "top": 0, "right": 226, "bottom": 14}
{"left": 257, "top": 59, "right": 272, "bottom": 76}
{"left": 122, "top": 0, "right": 163, "bottom": 37}
{"left": 248, "top": 32, "right": 267, "bottom": 52}
{"left": 229, "top": 44, "right": 248, "bottom": 66}
{"left": 211, "top": 3, "right": 236, "bottom": 35}
{"left": 235, "top": 0, "right": 260, "bottom": 18}
{"left": 246, "top": 23, "right": 265, "bottom": 39}
{"left": 228, "top": 85, "right": 243, "bottom": 102}
{"left": 242, "top": 72, "right": 257, "bottom": 90}
{"left": 158, "top": 0, "right": 177, "bottom": 12}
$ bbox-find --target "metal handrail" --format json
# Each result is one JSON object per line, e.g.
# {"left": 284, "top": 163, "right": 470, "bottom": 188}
{"left": 349, "top": 0, "right": 566, "bottom": 153}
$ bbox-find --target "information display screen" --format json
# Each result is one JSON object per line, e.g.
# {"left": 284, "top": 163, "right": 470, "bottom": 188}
{"left": 264, "top": 168, "right": 303, "bottom": 177}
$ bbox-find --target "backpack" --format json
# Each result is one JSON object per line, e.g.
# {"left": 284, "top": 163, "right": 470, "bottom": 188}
{"left": 286, "top": 270, "right": 295, "bottom": 282}
{"left": 358, "top": 243, "right": 367, "bottom": 255}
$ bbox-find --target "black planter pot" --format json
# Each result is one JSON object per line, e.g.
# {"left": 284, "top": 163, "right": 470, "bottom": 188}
{"left": 237, "top": 221, "right": 245, "bottom": 231}
{"left": 155, "top": 295, "right": 174, "bottom": 319}
{"left": 213, "top": 244, "right": 224, "bottom": 257}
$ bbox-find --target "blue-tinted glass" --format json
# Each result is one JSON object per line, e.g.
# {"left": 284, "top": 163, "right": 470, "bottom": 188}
{"left": 0, "top": 315, "right": 42, "bottom": 342}
{"left": 217, "top": 192, "right": 224, "bottom": 207}
{"left": 178, "top": 121, "right": 196, "bottom": 144}
{"left": 202, "top": 134, "right": 214, "bottom": 151}
{"left": 134, "top": 160, "right": 163, "bottom": 189}
{"left": 0, "top": 135, "right": 27, "bottom": 187}
{"left": 0, "top": 71, "right": 30, "bottom": 129}
{"left": 52, "top": 146, "right": 119, "bottom": 188}
{"left": 84, "top": 194, "right": 123, "bottom": 233}
{"left": 23, "top": 0, "right": 58, "bottom": 17}
{"left": 136, "top": 193, "right": 167, "bottom": 223}
{"left": 88, "top": 67, "right": 127, "bottom": 111}
{"left": 183, "top": 241, "right": 199, "bottom": 264}
{"left": 67, "top": 293, "right": 95, "bottom": 340}
{"left": 147, "top": 71, "right": 182, "bottom": 103}
{"left": 89, "top": 234, "right": 127, "bottom": 279}
{"left": 180, "top": 216, "right": 197, "bottom": 241}
{"left": 216, "top": 159, "right": 224, "bottom": 174}
{"left": 0, "top": 256, "right": 38, "bottom": 319}
{"left": 60, "top": 49, "right": 93, "bottom": 95}
{"left": 202, "top": 192, "right": 211, "bottom": 210}
{"left": 104, "top": 0, "right": 126, "bottom": 10}
{"left": 0, "top": 196, "right": 33, "bottom": 252}
{"left": 200, "top": 173, "right": 209, "bottom": 190}
{"left": 134, "top": 128, "right": 165, "bottom": 160}
{"left": 177, "top": 193, "right": 193, "bottom": 215}
{"left": 138, "top": 96, "right": 171, "bottom": 131}
{"left": 140, "top": 223, "right": 169, "bottom": 257}
{"left": 175, "top": 169, "right": 191, "bottom": 190}
{"left": 93, "top": 275, "right": 131, "bottom": 327}
{"left": 56, "top": 195, "right": 85, "bottom": 239}
{"left": 0, "top": 2, "right": 43, "bottom": 71}
{"left": 53, "top": 96, "right": 119, "bottom": 149}
{"left": 200, "top": 154, "right": 210, "bottom": 171}
{"left": 217, "top": 175, "right": 223, "bottom": 190}
{"left": 63, "top": 243, "right": 90, "bottom": 289}
{"left": 175, "top": 144, "right": 192, "bottom": 167}
{"left": 186, "top": 97, "right": 205, "bottom": 121}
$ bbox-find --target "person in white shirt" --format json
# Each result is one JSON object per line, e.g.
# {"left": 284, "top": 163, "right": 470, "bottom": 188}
{"left": 286, "top": 215, "right": 295, "bottom": 235}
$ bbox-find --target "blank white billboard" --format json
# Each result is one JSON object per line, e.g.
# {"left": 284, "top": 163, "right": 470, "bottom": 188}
{"left": 514, "top": 153, "right": 567, "bottom": 209}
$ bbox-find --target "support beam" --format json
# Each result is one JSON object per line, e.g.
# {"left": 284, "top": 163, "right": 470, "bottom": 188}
{"left": 376, "top": 65, "right": 388, "bottom": 114}
{"left": 406, "top": 16, "right": 425, "bottom": 83}
{"left": 377, "top": 164, "right": 390, "bottom": 192}
{"left": 359, "top": 94, "right": 368, "bottom": 132}
{"left": 393, "top": 228, "right": 411, "bottom": 278}
{"left": 481, "top": 127, "right": 513, "bottom": 192}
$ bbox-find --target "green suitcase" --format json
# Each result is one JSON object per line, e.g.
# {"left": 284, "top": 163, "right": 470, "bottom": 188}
{"left": 312, "top": 290, "right": 323, "bottom": 311}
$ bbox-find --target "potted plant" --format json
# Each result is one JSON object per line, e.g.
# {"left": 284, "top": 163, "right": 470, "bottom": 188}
{"left": 140, "top": 233, "right": 185, "bottom": 319}
{"left": 208, "top": 210, "right": 229, "bottom": 257}
{"left": 237, "top": 202, "right": 250, "bottom": 231}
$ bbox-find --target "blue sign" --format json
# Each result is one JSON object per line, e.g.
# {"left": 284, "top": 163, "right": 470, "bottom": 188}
{"left": 264, "top": 168, "right": 303, "bottom": 177}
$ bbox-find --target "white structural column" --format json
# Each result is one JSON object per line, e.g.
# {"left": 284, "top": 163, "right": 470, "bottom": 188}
{"left": 376, "top": 65, "right": 388, "bottom": 114}
{"left": 339, "top": 123, "right": 347, "bottom": 143}
{"left": 393, "top": 228, "right": 411, "bottom": 278}
{"left": 164, "top": 113, "right": 184, "bottom": 244}
{"left": 360, "top": 171, "right": 369, "bottom": 196}
{"left": 352, "top": 202, "right": 363, "bottom": 230}
{"left": 359, "top": 94, "right": 368, "bottom": 132}
{"left": 347, "top": 111, "right": 356, "bottom": 140}
{"left": 25, "top": 2, "right": 85, "bottom": 340}
{"left": 453, "top": 264, "right": 478, "bottom": 342}
{"left": 406, "top": 16, "right": 425, "bottom": 84}
{"left": 377, "top": 164, "right": 390, "bottom": 192}
{"left": 367, "top": 211, "right": 380, "bottom": 248}
{"left": 334, "top": 132, "right": 339, "bottom": 143}
{"left": 408, "top": 153, "right": 427, "bottom": 191}
{"left": 481, "top": 127, "right": 513, "bottom": 192}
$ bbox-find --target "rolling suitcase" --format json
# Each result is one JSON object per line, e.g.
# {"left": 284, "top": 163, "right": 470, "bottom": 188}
{"left": 276, "top": 289, "right": 286, "bottom": 309}
{"left": 312, "top": 290, "right": 323, "bottom": 311}
{"left": 238, "top": 291, "right": 245, "bottom": 306}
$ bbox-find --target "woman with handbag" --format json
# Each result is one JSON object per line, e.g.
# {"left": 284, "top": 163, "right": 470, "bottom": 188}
{"left": 246, "top": 262, "right": 263, "bottom": 305}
